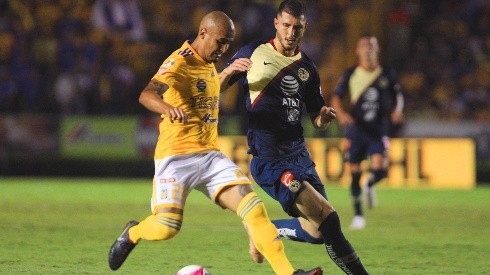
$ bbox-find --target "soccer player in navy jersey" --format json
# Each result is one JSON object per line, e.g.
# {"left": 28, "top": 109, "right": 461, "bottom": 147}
{"left": 331, "top": 35, "right": 404, "bottom": 230}
{"left": 220, "top": 1, "right": 369, "bottom": 274}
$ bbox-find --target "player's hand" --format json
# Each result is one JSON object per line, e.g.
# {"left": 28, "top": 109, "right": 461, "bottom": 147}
{"left": 222, "top": 58, "right": 252, "bottom": 76}
{"left": 320, "top": 106, "right": 336, "bottom": 124}
{"left": 391, "top": 111, "right": 404, "bottom": 124}
{"left": 163, "top": 106, "right": 189, "bottom": 124}
{"left": 382, "top": 136, "right": 391, "bottom": 150}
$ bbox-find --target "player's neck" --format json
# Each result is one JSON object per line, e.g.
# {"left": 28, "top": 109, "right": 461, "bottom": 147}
{"left": 270, "top": 38, "right": 298, "bottom": 57}
{"left": 358, "top": 61, "right": 379, "bottom": 72}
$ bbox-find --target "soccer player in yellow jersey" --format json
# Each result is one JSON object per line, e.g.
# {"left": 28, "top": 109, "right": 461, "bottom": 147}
{"left": 107, "top": 11, "right": 322, "bottom": 275}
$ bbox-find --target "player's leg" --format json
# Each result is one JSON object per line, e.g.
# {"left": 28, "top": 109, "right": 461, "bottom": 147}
{"left": 365, "top": 139, "right": 388, "bottom": 208}
{"left": 218, "top": 184, "right": 297, "bottom": 275}
{"left": 294, "top": 182, "right": 369, "bottom": 275}
{"left": 348, "top": 137, "right": 368, "bottom": 229}
{"left": 108, "top": 156, "right": 190, "bottom": 270}
{"left": 349, "top": 162, "right": 366, "bottom": 229}
{"left": 273, "top": 217, "right": 323, "bottom": 244}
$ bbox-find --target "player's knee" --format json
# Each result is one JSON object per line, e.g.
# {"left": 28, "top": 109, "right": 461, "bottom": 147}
{"left": 350, "top": 182, "right": 362, "bottom": 197}
{"left": 371, "top": 169, "right": 387, "bottom": 182}
{"left": 152, "top": 213, "right": 181, "bottom": 240}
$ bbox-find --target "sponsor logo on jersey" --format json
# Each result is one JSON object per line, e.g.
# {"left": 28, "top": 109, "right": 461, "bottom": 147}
{"left": 157, "top": 59, "right": 175, "bottom": 75}
{"left": 178, "top": 48, "right": 193, "bottom": 57}
{"left": 298, "top": 68, "right": 310, "bottom": 82}
{"left": 287, "top": 107, "right": 300, "bottom": 122}
{"left": 191, "top": 96, "right": 219, "bottom": 110}
{"left": 362, "top": 88, "right": 380, "bottom": 122}
{"left": 196, "top": 78, "right": 207, "bottom": 92}
{"left": 281, "top": 75, "right": 299, "bottom": 96}
{"left": 201, "top": 113, "right": 218, "bottom": 123}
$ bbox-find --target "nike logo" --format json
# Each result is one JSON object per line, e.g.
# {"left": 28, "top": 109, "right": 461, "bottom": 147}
{"left": 263, "top": 61, "right": 275, "bottom": 65}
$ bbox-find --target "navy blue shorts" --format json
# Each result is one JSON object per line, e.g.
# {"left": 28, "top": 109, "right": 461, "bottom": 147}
{"left": 346, "top": 126, "right": 385, "bottom": 164}
{"left": 250, "top": 149, "right": 327, "bottom": 217}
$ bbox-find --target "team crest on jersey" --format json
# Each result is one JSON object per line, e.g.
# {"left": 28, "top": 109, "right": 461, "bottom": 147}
{"left": 378, "top": 76, "right": 389, "bottom": 89}
{"left": 297, "top": 68, "right": 310, "bottom": 82}
{"left": 280, "top": 171, "right": 302, "bottom": 192}
{"left": 157, "top": 59, "right": 175, "bottom": 75}
{"left": 281, "top": 75, "right": 299, "bottom": 96}
{"left": 196, "top": 78, "right": 206, "bottom": 92}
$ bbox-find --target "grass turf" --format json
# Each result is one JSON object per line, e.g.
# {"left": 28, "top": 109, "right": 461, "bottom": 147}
{"left": 1, "top": 177, "right": 489, "bottom": 274}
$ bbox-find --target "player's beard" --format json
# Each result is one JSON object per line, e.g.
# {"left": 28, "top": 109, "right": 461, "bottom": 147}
{"left": 279, "top": 33, "right": 300, "bottom": 52}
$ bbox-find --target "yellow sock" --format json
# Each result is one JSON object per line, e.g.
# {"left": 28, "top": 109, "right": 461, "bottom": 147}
{"left": 128, "top": 212, "right": 182, "bottom": 243}
{"left": 237, "top": 192, "right": 295, "bottom": 275}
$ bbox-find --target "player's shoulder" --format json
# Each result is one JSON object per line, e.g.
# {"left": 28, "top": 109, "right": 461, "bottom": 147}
{"left": 298, "top": 50, "right": 319, "bottom": 69}
{"left": 342, "top": 66, "right": 357, "bottom": 77}
{"left": 380, "top": 66, "right": 399, "bottom": 80}
{"left": 234, "top": 40, "right": 268, "bottom": 57}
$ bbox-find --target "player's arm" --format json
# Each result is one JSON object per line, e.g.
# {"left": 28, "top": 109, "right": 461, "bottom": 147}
{"left": 390, "top": 83, "right": 404, "bottom": 124}
{"left": 219, "top": 58, "right": 252, "bottom": 92}
{"left": 331, "top": 95, "right": 353, "bottom": 127}
{"left": 139, "top": 79, "right": 189, "bottom": 124}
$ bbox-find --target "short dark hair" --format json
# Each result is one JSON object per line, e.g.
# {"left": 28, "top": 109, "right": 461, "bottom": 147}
{"left": 277, "top": 0, "right": 306, "bottom": 19}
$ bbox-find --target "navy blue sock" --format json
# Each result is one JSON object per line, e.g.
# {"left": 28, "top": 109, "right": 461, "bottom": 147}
{"left": 367, "top": 169, "right": 386, "bottom": 187}
{"left": 272, "top": 218, "right": 323, "bottom": 244}
{"left": 351, "top": 171, "right": 363, "bottom": 216}
{"left": 350, "top": 171, "right": 362, "bottom": 197}
{"left": 319, "top": 212, "right": 369, "bottom": 274}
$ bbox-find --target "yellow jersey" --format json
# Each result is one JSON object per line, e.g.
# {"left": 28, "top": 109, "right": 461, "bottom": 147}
{"left": 152, "top": 41, "right": 220, "bottom": 159}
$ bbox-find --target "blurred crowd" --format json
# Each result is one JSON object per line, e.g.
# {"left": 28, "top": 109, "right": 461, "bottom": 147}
{"left": 0, "top": 0, "right": 488, "bottom": 121}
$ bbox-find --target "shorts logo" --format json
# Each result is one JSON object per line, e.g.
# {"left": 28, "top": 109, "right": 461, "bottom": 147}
{"left": 280, "top": 171, "right": 302, "bottom": 192}
{"left": 233, "top": 169, "right": 246, "bottom": 178}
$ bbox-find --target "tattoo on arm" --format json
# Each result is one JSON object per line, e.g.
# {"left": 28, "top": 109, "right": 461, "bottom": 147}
{"left": 144, "top": 80, "right": 169, "bottom": 97}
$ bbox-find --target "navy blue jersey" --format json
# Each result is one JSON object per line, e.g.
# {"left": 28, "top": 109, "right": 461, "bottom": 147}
{"left": 225, "top": 40, "right": 324, "bottom": 159}
{"left": 334, "top": 66, "right": 398, "bottom": 138}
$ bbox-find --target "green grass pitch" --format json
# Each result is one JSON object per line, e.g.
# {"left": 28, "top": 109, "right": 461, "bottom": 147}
{"left": 1, "top": 177, "right": 489, "bottom": 274}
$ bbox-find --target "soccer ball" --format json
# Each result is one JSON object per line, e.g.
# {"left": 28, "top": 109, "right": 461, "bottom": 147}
{"left": 176, "top": 264, "right": 210, "bottom": 275}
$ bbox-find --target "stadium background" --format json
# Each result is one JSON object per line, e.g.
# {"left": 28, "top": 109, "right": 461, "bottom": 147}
{"left": 0, "top": 0, "right": 489, "bottom": 185}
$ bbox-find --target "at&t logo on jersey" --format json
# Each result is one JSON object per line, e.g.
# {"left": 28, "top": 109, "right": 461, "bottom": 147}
{"left": 362, "top": 88, "right": 380, "bottom": 122}
{"left": 280, "top": 75, "right": 299, "bottom": 96}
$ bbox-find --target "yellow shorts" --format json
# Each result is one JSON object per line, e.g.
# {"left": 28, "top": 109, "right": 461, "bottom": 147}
{"left": 150, "top": 150, "right": 251, "bottom": 212}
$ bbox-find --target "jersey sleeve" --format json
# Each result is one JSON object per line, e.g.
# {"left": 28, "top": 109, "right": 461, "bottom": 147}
{"left": 152, "top": 56, "right": 186, "bottom": 92}
{"left": 388, "top": 68, "right": 404, "bottom": 113}
{"left": 304, "top": 66, "right": 325, "bottom": 114}
{"left": 334, "top": 69, "right": 352, "bottom": 98}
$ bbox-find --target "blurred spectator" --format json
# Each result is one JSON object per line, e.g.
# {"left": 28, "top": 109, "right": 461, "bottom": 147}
{"left": 0, "top": 0, "right": 486, "bottom": 122}
{"left": 0, "top": 65, "right": 17, "bottom": 112}
{"left": 91, "top": 0, "right": 147, "bottom": 42}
